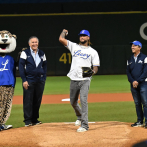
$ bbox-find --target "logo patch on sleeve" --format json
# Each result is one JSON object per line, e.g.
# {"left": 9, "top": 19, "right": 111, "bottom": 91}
{"left": 138, "top": 60, "right": 143, "bottom": 63}
{"left": 144, "top": 57, "right": 147, "bottom": 63}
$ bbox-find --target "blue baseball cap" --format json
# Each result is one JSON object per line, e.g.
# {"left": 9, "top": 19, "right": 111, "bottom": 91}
{"left": 78, "top": 30, "right": 90, "bottom": 37}
{"left": 130, "top": 41, "right": 142, "bottom": 48}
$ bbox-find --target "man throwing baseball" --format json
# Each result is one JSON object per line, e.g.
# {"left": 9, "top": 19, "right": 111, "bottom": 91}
{"left": 59, "top": 29, "right": 100, "bottom": 132}
{"left": 127, "top": 41, "right": 147, "bottom": 128}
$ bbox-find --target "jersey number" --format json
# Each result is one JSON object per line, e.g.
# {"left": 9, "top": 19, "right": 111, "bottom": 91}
{"left": 59, "top": 53, "right": 71, "bottom": 64}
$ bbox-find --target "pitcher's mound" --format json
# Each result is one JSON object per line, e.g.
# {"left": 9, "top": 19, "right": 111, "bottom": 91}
{"left": 0, "top": 121, "right": 147, "bottom": 147}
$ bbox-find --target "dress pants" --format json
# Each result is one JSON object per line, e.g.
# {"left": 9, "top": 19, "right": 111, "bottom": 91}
{"left": 23, "top": 81, "right": 45, "bottom": 124}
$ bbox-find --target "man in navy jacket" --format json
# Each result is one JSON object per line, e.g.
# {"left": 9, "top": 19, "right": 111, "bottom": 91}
{"left": 19, "top": 36, "right": 47, "bottom": 127}
{"left": 127, "top": 40, "right": 147, "bottom": 128}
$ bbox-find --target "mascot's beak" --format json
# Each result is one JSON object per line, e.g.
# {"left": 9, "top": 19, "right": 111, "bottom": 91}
{"left": 2, "top": 39, "right": 8, "bottom": 43}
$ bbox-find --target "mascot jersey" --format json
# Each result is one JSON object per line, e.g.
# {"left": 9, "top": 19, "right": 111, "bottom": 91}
{"left": 0, "top": 55, "right": 15, "bottom": 87}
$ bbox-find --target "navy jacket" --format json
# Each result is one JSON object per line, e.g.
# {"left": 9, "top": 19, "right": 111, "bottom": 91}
{"left": 126, "top": 52, "right": 147, "bottom": 85}
{"left": 19, "top": 48, "right": 47, "bottom": 82}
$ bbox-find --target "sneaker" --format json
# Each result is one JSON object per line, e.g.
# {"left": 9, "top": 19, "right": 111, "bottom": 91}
{"left": 75, "top": 120, "right": 81, "bottom": 126}
{"left": 144, "top": 123, "right": 147, "bottom": 128}
{"left": 131, "top": 122, "right": 143, "bottom": 127}
{"left": 2, "top": 124, "right": 13, "bottom": 130}
{"left": 77, "top": 127, "right": 87, "bottom": 132}
{"left": 0, "top": 125, "right": 4, "bottom": 131}
{"left": 25, "top": 123, "right": 32, "bottom": 127}
{"left": 32, "top": 121, "right": 42, "bottom": 126}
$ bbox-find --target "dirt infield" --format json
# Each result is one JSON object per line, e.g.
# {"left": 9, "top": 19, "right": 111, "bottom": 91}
{"left": 1, "top": 93, "right": 147, "bottom": 147}
{"left": 0, "top": 122, "right": 147, "bottom": 147}
{"left": 12, "top": 93, "right": 134, "bottom": 104}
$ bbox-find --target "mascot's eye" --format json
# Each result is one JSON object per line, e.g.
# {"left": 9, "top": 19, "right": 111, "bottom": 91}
{"left": 4, "top": 34, "right": 8, "bottom": 38}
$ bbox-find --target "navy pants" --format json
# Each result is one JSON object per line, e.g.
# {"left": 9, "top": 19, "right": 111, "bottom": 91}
{"left": 131, "top": 83, "right": 147, "bottom": 124}
{"left": 23, "top": 81, "right": 45, "bottom": 124}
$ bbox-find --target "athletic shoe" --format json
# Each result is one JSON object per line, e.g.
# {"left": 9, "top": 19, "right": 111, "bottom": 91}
{"left": 25, "top": 123, "right": 32, "bottom": 127}
{"left": 0, "top": 125, "right": 4, "bottom": 131}
{"left": 75, "top": 120, "right": 81, "bottom": 126}
{"left": 77, "top": 127, "right": 87, "bottom": 132}
{"left": 131, "top": 122, "right": 143, "bottom": 127}
{"left": 32, "top": 121, "right": 42, "bottom": 126}
{"left": 2, "top": 124, "right": 13, "bottom": 130}
{"left": 144, "top": 123, "right": 147, "bottom": 128}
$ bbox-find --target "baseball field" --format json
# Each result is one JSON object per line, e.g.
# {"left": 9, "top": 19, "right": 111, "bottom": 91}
{"left": 0, "top": 75, "right": 147, "bottom": 147}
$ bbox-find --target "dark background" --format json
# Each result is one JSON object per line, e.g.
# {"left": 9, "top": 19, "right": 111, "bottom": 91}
{"left": 0, "top": 0, "right": 147, "bottom": 14}
{"left": 0, "top": 0, "right": 147, "bottom": 76}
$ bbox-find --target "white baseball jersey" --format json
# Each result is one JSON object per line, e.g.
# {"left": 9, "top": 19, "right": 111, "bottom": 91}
{"left": 66, "top": 40, "right": 100, "bottom": 81}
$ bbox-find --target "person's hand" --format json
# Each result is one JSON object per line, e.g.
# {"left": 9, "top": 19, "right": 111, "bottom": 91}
{"left": 132, "top": 81, "right": 138, "bottom": 88}
{"left": 62, "top": 29, "right": 68, "bottom": 36}
{"left": 23, "top": 81, "right": 29, "bottom": 90}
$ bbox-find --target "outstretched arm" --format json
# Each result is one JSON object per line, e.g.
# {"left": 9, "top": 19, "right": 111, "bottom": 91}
{"left": 59, "top": 29, "right": 68, "bottom": 46}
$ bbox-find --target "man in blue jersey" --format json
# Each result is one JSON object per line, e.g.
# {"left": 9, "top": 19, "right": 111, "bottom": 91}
{"left": 0, "top": 30, "right": 16, "bottom": 131}
{"left": 127, "top": 41, "right": 147, "bottom": 128}
{"left": 19, "top": 36, "right": 47, "bottom": 127}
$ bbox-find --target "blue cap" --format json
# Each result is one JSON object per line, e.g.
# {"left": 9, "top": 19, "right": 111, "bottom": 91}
{"left": 78, "top": 30, "right": 90, "bottom": 37}
{"left": 130, "top": 41, "right": 142, "bottom": 48}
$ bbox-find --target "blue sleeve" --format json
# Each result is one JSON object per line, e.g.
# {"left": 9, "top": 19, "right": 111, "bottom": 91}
{"left": 126, "top": 63, "right": 134, "bottom": 84}
{"left": 13, "top": 60, "right": 16, "bottom": 87}
{"left": 19, "top": 58, "right": 27, "bottom": 82}
{"left": 43, "top": 60, "right": 47, "bottom": 81}
{"left": 137, "top": 60, "right": 147, "bottom": 83}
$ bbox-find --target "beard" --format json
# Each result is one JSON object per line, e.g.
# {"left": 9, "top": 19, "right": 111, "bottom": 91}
{"left": 80, "top": 40, "right": 88, "bottom": 44}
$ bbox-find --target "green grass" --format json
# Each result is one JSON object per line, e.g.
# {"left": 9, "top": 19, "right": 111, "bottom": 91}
{"left": 7, "top": 102, "right": 136, "bottom": 128}
{"left": 14, "top": 75, "right": 130, "bottom": 95}
{"left": 9, "top": 75, "right": 133, "bottom": 128}
{"left": 90, "top": 75, "right": 130, "bottom": 93}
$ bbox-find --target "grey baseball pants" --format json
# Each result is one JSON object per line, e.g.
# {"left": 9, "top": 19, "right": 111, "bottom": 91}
{"left": 70, "top": 80, "right": 90, "bottom": 130}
